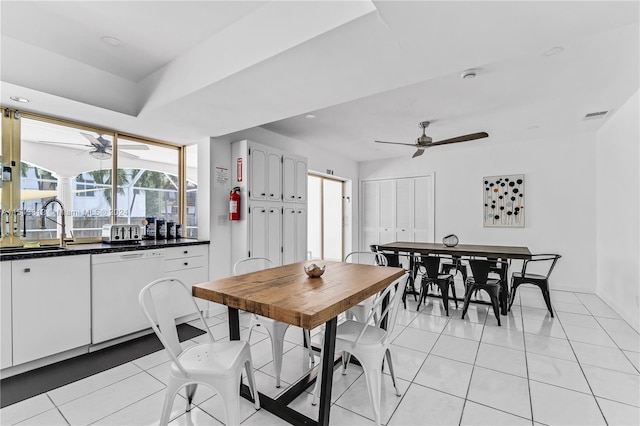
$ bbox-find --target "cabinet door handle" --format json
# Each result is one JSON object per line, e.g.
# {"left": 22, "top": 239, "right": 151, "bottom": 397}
{"left": 270, "top": 193, "right": 274, "bottom": 197}
{"left": 290, "top": 196, "right": 295, "bottom": 199}
{"left": 24, "top": 268, "right": 30, "bottom": 273}
{"left": 261, "top": 193, "right": 266, "bottom": 196}
{"left": 184, "top": 262, "right": 189, "bottom": 266}
{"left": 183, "top": 250, "right": 188, "bottom": 254}
{"left": 298, "top": 196, "right": 302, "bottom": 199}
{"left": 261, "top": 209, "right": 266, "bottom": 212}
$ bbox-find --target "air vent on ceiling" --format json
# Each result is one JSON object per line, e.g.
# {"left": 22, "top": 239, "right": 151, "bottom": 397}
{"left": 584, "top": 110, "right": 609, "bottom": 119}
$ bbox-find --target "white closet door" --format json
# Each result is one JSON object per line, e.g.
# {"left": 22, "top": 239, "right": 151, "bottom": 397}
{"left": 282, "top": 207, "right": 296, "bottom": 264}
{"left": 395, "top": 178, "right": 414, "bottom": 241}
{"left": 413, "top": 176, "right": 434, "bottom": 242}
{"left": 249, "top": 147, "right": 267, "bottom": 201}
{"left": 267, "top": 207, "right": 282, "bottom": 265}
{"left": 295, "top": 158, "right": 308, "bottom": 202}
{"left": 282, "top": 156, "right": 296, "bottom": 202}
{"left": 295, "top": 207, "right": 307, "bottom": 262}
{"left": 267, "top": 152, "right": 282, "bottom": 201}
{"left": 362, "top": 180, "right": 379, "bottom": 249}
{"left": 249, "top": 206, "right": 268, "bottom": 258}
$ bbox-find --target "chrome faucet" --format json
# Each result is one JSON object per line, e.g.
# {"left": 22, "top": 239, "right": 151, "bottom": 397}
{"left": 41, "top": 198, "right": 72, "bottom": 246}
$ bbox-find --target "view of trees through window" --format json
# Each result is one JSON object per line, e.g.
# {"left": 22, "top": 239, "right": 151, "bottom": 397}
{"left": 10, "top": 116, "right": 197, "bottom": 242}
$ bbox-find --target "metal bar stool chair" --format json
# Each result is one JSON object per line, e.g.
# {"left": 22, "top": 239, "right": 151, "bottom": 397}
{"left": 508, "top": 254, "right": 561, "bottom": 317}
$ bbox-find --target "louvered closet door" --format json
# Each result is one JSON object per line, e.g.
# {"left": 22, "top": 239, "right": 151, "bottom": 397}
{"left": 413, "top": 176, "right": 434, "bottom": 242}
{"left": 395, "top": 178, "right": 414, "bottom": 241}
{"left": 378, "top": 180, "right": 395, "bottom": 244}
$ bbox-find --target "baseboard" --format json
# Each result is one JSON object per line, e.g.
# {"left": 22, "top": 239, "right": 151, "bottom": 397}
{"left": 596, "top": 290, "right": 640, "bottom": 333}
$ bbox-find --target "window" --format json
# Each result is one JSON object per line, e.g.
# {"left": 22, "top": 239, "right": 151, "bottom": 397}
{"left": 0, "top": 109, "right": 197, "bottom": 246}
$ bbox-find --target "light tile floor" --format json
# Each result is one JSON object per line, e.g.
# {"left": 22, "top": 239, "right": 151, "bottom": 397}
{"left": 2, "top": 285, "right": 639, "bottom": 425}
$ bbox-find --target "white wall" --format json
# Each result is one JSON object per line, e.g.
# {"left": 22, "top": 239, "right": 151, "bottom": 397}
{"left": 596, "top": 90, "right": 639, "bottom": 331}
{"left": 359, "top": 131, "right": 598, "bottom": 293}
{"left": 203, "top": 127, "right": 359, "bottom": 278}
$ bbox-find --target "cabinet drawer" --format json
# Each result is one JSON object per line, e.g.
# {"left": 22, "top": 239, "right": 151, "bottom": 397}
{"left": 165, "top": 245, "right": 208, "bottom": 260}
{"left": 165, "top": 255, "right": 206, "bottom": 272}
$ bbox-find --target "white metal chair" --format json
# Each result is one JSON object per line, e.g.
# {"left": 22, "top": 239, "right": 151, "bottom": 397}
{"left": 312, "top": 274, "right": 408, "bottom": 426}
{"left": 139, "top": 277, "right": 259, "bottom": 426}
{"left": 343, "top": 251, "right": 389, "bottom": 324}
{"left": 233, "top": 257, "right": 314, "bottom": 388}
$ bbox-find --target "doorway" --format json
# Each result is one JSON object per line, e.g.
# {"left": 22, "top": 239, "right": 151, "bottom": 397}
{"left": 307, "top": 174, "right": 344, "bottom": 261}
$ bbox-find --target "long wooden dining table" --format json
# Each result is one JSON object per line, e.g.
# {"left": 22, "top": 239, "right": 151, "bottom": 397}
{"left": 192, "top": 260, "right": 405, "bottom": 426}
{"left": 375, "top": 241, "right": 532, "bottom": 314}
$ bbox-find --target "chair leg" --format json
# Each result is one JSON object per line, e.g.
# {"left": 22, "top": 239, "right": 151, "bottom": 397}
{"left": 450, "top": 278, "right": 458, "bottom": 309}
{"left": 461, "top": 284, "right": 474, "bottom": 320}
{"left": 267, "top": 322, "right": 289, "bottom": 388}
{"left": 218, "top": 376, "right": 242, "bottom": 426}
{"left": 487, "top": 289, "right": 501, "bottom": 326}
{"left": 508, "top": 279, "right": 519, "bottom": 311}
{"left": 159, "top": 378, "right": 181, "bottom": 426}
{"left": 439, "top": 281, "right": 450, "bottom": 316}
{"left": 184, "top": 383, "right": 198, "bottom": 411}
{"left": 384, "top": 348, "right": 401, "bottom": 397}
{"left": 303, "top": 329, "right": 315, "bottom": 364}
{"left": 361, "top": 359, "right": 384, "bottom": 426}
{"left": 541, "top": 286, "right": 554, "bottom": 318}
{"left": 244, "top": 358, "right": 260, "bottom": 410}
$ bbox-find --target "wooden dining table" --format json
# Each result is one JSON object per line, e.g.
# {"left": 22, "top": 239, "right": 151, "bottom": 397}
{"left": 375, "top": 241, "right": 532, "bottom": 314}
{"left": 192, "top": 260, "right": 405, "bottom": 426}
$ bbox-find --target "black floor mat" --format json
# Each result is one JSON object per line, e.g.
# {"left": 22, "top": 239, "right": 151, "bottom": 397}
{"left": 0, "top": 323, "right": 205, "bottom": 408}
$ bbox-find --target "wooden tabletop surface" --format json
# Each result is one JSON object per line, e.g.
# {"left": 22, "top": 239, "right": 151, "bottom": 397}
{"left": 376, "top": 241, "right": 532, "bottom": 259}
{"left": 193, "top": 261, "right": 405, "bottom": 330}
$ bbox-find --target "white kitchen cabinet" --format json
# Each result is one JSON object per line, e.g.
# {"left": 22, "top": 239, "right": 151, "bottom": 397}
{"left": 247, "top": 144, "right": 282, "bottom": 202}
{"left": 12, "top": 255, "right": 91, "bottom": 365}
{"left": 283, "top": 206, "right": 308, "bottom": 264}
{"left": 361, "top": 175, "right": 435, "bottom": 250}
{"left": 164, "top": 245, "right": 210, "bottom": 316}
{"left": 247, "top": 205, "right": 282, "bottom": 264}
{"left": 283, "top": 154, "right": 308, "bottom": 203}
{"left": 1, "top": 263, "right": 12, "bottom": 368}
{"left": 232, "top": 140, "right": 307, "bottom": 267}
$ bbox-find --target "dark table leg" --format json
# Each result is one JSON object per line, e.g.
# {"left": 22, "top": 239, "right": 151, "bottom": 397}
{"left": 318, "top": 318, "right": 337, "bottom": 426}
{"left": 228, "top": 307, "right": 241, "bottom": 340}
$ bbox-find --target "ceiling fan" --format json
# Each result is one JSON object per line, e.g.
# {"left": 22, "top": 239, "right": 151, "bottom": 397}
{"left": 375, "top": 121, "right": 489, "bottom": 158}
{"left": 37, "top": 132, "right": 149, "bottom": 160}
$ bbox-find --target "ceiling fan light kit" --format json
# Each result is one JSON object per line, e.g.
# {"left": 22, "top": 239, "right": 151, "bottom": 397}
{"left": 374, "top": 120, "right": 489, "bottom": 158}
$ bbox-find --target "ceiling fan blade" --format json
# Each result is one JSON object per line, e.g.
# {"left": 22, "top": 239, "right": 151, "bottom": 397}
{"left": 36, "top": 140, "right": 89, "bottom": 148}
{"left": 117, "top": 144, "right": 150, "bottom": 150}
{"left": 80, "top": 132, "right": 103, "bottom": 149}
{"left": 374, "top": 140, "right": 419, "bottom": 147}
{"left": 412, "top": 148, "right": 425, "bottom": 158}
{"left": 431, "top": 132, "right": 489, "bottom": 146}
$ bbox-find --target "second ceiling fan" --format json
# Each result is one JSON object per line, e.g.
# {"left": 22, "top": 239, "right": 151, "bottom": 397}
{"left": 375, "top": 121, "right": 489, "bottom": 158}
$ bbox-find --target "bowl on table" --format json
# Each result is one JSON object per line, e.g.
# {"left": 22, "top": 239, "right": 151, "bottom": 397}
{"left": 304, "top": 263, "right": 326, "bottom": 278}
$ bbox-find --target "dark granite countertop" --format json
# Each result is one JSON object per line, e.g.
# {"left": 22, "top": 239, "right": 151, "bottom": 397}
{"left": 0, "top": 239, "right": 209, "bottom": 261}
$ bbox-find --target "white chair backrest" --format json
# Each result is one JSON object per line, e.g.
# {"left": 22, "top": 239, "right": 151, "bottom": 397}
{"left": 344, "top": 251, "right": 388, "bottom": 267}
{"left": 353, "top": 274, "right": 409, "bottom": 346}
{"left": 138, "top": 277, "right": 215, "bottom": 376}
{"left": 233, "top": 257, "right": 274, "bottom": 275}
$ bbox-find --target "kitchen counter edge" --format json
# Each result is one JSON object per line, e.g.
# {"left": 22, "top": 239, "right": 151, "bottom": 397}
{"left": 0, "top": 240, "right": 210, "bottom": 261}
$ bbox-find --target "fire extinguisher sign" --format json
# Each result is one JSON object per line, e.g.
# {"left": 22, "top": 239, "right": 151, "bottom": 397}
{"left": 237, "top": 158, "right": 243, "bottom": 182}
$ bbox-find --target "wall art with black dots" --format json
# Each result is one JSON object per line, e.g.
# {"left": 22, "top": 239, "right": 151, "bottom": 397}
{"left": 483, "top": 174, "right": 525, "bottom": 227}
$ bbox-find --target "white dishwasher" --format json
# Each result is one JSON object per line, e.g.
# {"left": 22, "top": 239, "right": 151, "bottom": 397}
{"left": 91, "top": 249, "right": 165, "bottom": 344}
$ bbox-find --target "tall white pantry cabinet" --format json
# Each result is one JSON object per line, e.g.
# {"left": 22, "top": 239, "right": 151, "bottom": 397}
{"left": 231, "top": 140, "right": 308, "bottom": 267}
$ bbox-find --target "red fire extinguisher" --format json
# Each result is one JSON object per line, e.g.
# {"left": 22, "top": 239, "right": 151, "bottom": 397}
{"left": 229, "top": 187, "right": 241, "bottom": 221}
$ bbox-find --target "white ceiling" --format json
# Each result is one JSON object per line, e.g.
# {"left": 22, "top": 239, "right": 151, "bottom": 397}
{"left": 1, "top": 1, "right": 638, "bottom": 163}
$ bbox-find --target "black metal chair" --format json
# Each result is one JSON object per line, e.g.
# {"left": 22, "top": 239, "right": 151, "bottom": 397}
{"left": 508, "top": 254, "right": 561, "bottom": 317}
{"left": 462, "top": 258, "right": 507, "bottom": 326}
{"left": 417, "top": 255, "right": 457, "bottom": 316}
{"left": 371, "top": 245, "right": 419, "bottom": 309}
{"left": 440, "top": 256, "right": 468, "bottom": 283}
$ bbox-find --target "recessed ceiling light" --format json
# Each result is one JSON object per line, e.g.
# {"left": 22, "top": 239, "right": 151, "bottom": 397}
{"left": 10, "top": 96, "right": 29, "bottom": 103}
{"left": 304, "top": 114, "right": 316, "bottom": 119}
{"left": 101, "top": 36, "right": 122, "bottom": 47}
{"left": 543, "top": 46, "right": 564, "bottom": 56}
{"left": 461, "top": 69, "right": 477, "bottom": 79}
